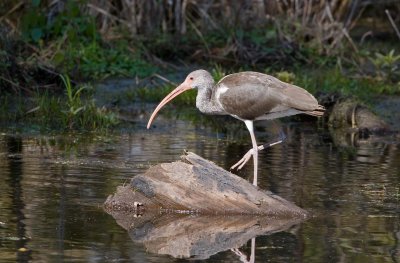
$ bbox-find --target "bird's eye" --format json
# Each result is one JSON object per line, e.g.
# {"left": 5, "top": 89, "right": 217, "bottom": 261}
{"left": 189, "top": 77, "right": 194, "bottom": 80}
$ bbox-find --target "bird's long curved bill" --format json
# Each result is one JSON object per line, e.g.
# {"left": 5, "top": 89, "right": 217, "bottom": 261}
{"left": 147, "top": 84, "right": 192, "bottom": 129}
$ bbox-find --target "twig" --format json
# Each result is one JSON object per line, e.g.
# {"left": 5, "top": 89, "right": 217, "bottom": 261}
{"left": 87, "top": 3, "right": 130, "bottom": 26}
{"left": 186, "top": 15, "right": 211, "bottom": 55}
{"left": 181, "top": 0, "right": 188, "bottom": 34}
{"left": 152, "top": 74, "right": 178, "bottom": 86}
{"left": 0, "top": 75, "right": 31, "bottom": 94}
{"left": 344, "top": 0, "right": 359, "bottom": 29}
{"left": 146, "top": 53, "right": 181, "bottom": 71}
{"left": 385, "top": 9, "right": 400, "bottom": 41}
{"left": 341, "top": 28, "right": 359, "bottom": 53}
{"left": 3, "top": 18, "right": 17, "bottom": 32}
{"left": 360, "top": 31, "right": 373, "bottom": 45}
{"left": 196, "top": 5, "right": 220, "bottom": 31}
{"left": 348, "top": 5, "right": 366, "bottom": 31}
{"left": 325, "top": 4, "right": 358, "bottom": 53}
{"left": 0, "top": 75, "right": 19, "bottom": 88}
{"left": 0, "top": 1, "right": 24, "bottom": 22}
{"left": 49, "top": 31, "right": 68, "bottom": 61}
{"left": 37, "top": 64, "right": 78, "bottom": 86}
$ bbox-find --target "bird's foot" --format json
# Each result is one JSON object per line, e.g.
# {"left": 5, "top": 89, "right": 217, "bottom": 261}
{"left": 231, "top": 248, "right": 246, "bottom": 262}
{"left": 230, "top": 148, "right": 254, "bottom": 170}
{"left": 230, "top": 131, "right": 286, "bottom": 171}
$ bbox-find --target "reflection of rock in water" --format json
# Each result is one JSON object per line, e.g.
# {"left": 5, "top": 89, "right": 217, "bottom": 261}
{"left": 354, "top": 140, "right": 388, "bottom": 164}
{"left": 106, "top": 210, "right": 303, "bottom": 259}
{"left": 320, "top": 94, "right": 398, "bottom": 164}
{"left": 329, "top": 126, "right": 396, "bottom": 164}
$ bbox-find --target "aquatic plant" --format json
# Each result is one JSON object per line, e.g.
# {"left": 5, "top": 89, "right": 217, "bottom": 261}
{"left": 0, "top": 74, "right": 119, "bottom": 132}
{"left": 60, "top": 74, "right": 119, "bottom": 130}
{"left": 61, "top": 74, "right": 87, "bottom": 129}
{"left": 370, "top": 49, "right": 400, "bottom": 82}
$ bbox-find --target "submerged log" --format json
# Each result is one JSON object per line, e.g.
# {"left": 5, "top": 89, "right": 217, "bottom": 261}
{"left": 104, "top": 152, "right": 307, "bottom": 217}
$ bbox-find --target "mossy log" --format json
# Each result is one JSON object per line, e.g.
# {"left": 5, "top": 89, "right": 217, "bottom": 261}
{"left": 104, "top": 151, "right": 307, "bottom": 217}
{"left": 328, "top": 98, "right": 389, "bottom": 133}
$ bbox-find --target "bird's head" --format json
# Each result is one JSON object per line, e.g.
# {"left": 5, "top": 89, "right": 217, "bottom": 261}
{"left": 185, "top": 69, "right": 214, "bottom": 90}
{"left": 146, "top": 69, "right": 213, "bottom": 129}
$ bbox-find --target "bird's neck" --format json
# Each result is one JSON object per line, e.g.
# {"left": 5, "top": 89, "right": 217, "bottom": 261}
{"left": 196, "top": 83, "right": 225, "bottom": 115}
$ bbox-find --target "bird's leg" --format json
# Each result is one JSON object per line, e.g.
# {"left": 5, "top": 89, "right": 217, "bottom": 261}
{"left": 250, "top": 237, "right": 255, "bottom": 263}
{"left": 241, "top": 121, "right": 258, "bottom": 186}
{"left": 231, "top": 130, "right": 286, "bottom": 172}
{"left": 230, "top": 237, "right": 256, "bottom": 263}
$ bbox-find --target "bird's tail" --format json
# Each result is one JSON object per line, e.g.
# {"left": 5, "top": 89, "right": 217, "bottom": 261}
{"left": 306, "top": 105, "right": 325, "bottom": 117}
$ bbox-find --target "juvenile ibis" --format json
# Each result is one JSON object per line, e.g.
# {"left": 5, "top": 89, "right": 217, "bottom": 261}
{"left": 147, "top": 70, "right": 324, "bottom": 186}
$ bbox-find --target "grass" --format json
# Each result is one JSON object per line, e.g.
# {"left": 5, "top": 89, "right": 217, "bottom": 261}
{"left": 13, "top": 0, "right": 158, "bottom": 82}
{"left": 293, "top": 68, "right": 400, "bottom": 98}
{"left": 0, "top": 75, "right": 119, "bottom": 133}
{"left": 54, "top": 41, "right": 157, "bottom": 80}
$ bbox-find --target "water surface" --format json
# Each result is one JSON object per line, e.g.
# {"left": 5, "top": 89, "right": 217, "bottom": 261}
{"left": 0, "top": 109, "right": 399, "bottom": 262}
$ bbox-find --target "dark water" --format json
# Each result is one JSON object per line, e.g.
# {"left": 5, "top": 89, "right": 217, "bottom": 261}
{"left": 1, "top": 109, "right": 399, "bottom": 262}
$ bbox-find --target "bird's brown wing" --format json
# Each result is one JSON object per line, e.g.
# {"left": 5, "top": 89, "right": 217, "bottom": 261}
{"left": 217, "top": 72, "right": 320, "bottom": 120}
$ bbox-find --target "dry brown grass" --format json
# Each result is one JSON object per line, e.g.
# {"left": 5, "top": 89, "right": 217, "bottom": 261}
{"left": 271, "top": 0, "right": 363, "bottom": 55}
{"left": 81, "top": 0, "right": 370, "bottom": 57}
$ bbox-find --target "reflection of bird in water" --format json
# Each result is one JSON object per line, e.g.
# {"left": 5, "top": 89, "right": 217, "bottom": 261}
{"left": 147, "top": 70, "right": 324, "bottom": 186}
{"left": 231, "top": 238, "right": 256, "bottom": 263}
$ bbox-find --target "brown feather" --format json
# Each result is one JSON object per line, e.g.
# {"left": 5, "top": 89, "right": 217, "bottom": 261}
{"left": 217, "top": 72, "right": 323, "bottom": 120}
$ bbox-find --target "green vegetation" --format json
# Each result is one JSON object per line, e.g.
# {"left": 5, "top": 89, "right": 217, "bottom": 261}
{"left": 19, "top": 1, "right": 156, "bottom": 80}
{"left": 369, "top": 49, "right": 400, "bottom": 82}
{"left": 0, "top": 0, "right": 399, "bottom": 131}
{"left": 293, "top": 68, "right": 400, "bottom": 98}
{"left": 0, "top": 75, "right": 118, "bottom": 132}
{"left": 61, "top": 75, "right": 118, "bottom": 130}
{"left": 69, "top": 42, "right": 155, "bottom": 80}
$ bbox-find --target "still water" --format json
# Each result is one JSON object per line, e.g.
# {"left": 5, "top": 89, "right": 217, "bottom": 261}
{"left": 0, "top": 109, "right": 399, "bottom": 262}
